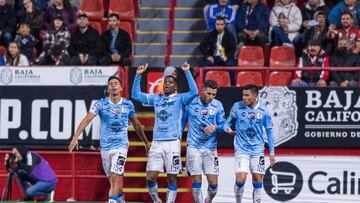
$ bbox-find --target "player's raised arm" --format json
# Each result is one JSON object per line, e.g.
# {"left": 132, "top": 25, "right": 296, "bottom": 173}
{"left": 131, "top": 64, "right": 154, "bottom": 105}
{"left": 181, "top": 61, "right": 198, "bottom": 104}
{"left": 68, "top": 112, "right": 96, "bottom": 152}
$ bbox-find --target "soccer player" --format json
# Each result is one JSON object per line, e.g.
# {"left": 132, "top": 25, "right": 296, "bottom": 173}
{"left": 131, "top": 62, "right": 198, "bottom": 203}
{"left": 185, "top": 80, "right": 226, "bottom": 203}
{"left": 68, "top": 76, "right": 150, "bottom": 203}
{"left": 224, "top": 84, "right": 276, "bottom": 203}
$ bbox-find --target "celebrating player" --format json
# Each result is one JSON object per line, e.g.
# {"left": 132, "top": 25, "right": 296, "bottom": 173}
{"left": 224, "top": 84, "right": 276, "bottom": 203}
{"left": 131, "top": 62, "right": 198, "bottom": 203}
{"left": 69, "top": 76, "right": 150, "bottom": 203}
{"left": 184, "top": 80, "right": 226, "bottom": 203}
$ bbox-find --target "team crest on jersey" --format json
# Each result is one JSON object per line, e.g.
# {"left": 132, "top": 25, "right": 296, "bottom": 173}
{"left": 247, "top": 112, "right": 256, "bottom": 120}
{"left": 259, "top": 86, "right": 298, "bottom": 146}
{"left": 209, "top": 108, "right": 215, "bottom": 115}
{"left": 200, "top": 109, "right": 208, "bottom": 115}
{"left": 158, "top": 110, "right": 170, "bottom": 121}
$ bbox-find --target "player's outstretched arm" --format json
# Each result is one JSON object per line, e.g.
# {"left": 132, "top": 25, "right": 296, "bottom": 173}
{"left": 131, "top": 64, "right": 154, "bottom": 104}
{"left": 181, "top": 61, "right": 198, "bottom": 104}
{"left": 68, "top": 112, "right": 96, "bottom": 152}
{"left": 129, "top": 117, "right": 151, "bottom": 156}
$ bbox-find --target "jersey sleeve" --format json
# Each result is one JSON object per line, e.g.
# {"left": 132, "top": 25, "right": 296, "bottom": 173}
{"left": 264, "top": 109, "right": 275, "bottom": 155}
{"left": 216, "top": 102, "right": 226, "bottom": 132}
{"left": 181, "top": 70, "right": 199, "bottom": 105}
{"left": 89, "top": 100, "right": 101, "bottom": 116}
{"left": 128, "top": 101, "right": 135, "bottom": 118}
{"left": 131, "top": 75, "right": 155, "bottom": 105}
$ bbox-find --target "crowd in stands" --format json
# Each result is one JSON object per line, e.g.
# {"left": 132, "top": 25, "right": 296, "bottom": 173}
{"left": 201, "top": 0, "right": 360, "bottom": 87}
{"left": 0, "top": 0, "right": 132, "bottom": 67}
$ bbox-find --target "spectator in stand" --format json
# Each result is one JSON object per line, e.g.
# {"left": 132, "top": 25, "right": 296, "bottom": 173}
{"left": 200, "top": 17, "right": 236, "bottom": 67}
{"left": 236, "top": 0, "right": 269, "bottom": 48}
{"left": 206, "top": 0, "right": 237, "bottom": 43}
{"left": 4, "top": 41, "right": 29, "bottom": 66}
{"left": 99, "top": 13, "right": 132, "bottom": 66}
{"left": 291, "top": 39, "right": 329, "bottom": 87}
{"left": 329, "top": 37, "right": 359, "bottom": 87}
{"left": 16, "top": 0, "right": 44, "bottom": 39}
{"left": 14, "top": 22, "right": 35, "bottom": 64}
{"left": 44, "top": 0, "right": 77, "bottom": 32}
{"left": 328, "top": 0, "right": 360, "bottom": 28}
{"left": 68, "top": 13, "right": 102, "bottom": 65}
{"left": 0, "top": 0, "right": 16, "bottom": 46}
{"left": 269, "top": 0, "right": 302, "bottom": 46}
{"left": 39, "top": 43, "right": 71, "bottom": 65}
{"left": 327, "top": 12, "right": 360, "bottom": 54}
{"left": 294, "top": 0, "right": 329, "bottom": 56}
{"left": 14, "top": 0, "right": 48, "bottom": 13}
{"left": 38, "top": 16, "right": 70, "bottom": 64}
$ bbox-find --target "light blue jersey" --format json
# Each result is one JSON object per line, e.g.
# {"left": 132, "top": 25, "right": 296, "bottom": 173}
{"left": 225, "top": 101, "right": 275, "bottom": 156}
{"left": 89, "top": 97, "right": 135, "bottom": 150}
{"left": 185, "top": 97, "right": 226, "bottom": 151}
{"left": 131, "top": 70, "right": 198, "bottom": 141}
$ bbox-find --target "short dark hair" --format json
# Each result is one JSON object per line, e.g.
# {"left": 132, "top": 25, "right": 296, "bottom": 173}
{"left": 341, "top": 11, "right": 353, "bottom": 19}
{"left": 204, "top": 80, "right": 219, "bottom": 89}
{"left": 164, "top": 75, "right": 178, "bottom": 84}
{"left": 108, "top": 75, "right": 122, "bottom": 85}
{"left": 108, "top": 13, "right": 120, "bottom": 20}
{"left": 216, "top": 17, "right": 226, "bottom": 23}
{"left": 243, "top": 84, "right": 259, "bottom": 95}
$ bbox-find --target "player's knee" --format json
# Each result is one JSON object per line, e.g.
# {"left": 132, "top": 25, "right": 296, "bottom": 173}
{"left": 236, "top": 174, "right": 247, "bottom": 183}
{"left": 146, "top": 172, "right": 158, "bottom": 182}
{"left": 167, "top": 174, "right": 177, "bottom": 185}
{"left": 191, "top": 175, "right": 202, "bottom": 183}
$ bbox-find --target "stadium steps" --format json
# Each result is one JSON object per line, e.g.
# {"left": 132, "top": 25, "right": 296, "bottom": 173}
{"left": 134, "top": 0, "right": 170, "bottom": 67}
{"left": 169, "top": 0, "right": 207, "bottom": 67}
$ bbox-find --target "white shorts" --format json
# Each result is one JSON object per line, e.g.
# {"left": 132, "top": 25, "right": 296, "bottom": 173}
{"left": 101, "top": 148, "right": 128, "bottom": 176}
{"left": 235, "top": 152, "right": 265, "bottom": 175}
{"left": 186, "top": 147, "right": 219, "bottom": 176}
{"left": 146, "top": 140, "right": 181, "bottom": 174}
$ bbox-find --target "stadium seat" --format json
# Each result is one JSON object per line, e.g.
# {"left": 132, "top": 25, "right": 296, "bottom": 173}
{"left": 89, "top": 21, "right": 102, "bottom": 33}
{"left": 270, "top": 46, "right": 296, "bottom": 67}
{"left": 236, "top": 71, "right": 263, "bottom": 87}
{"left": 269, "top": 71, "right": 293, "bottom": 86}
{"left": 205, "top": 71, "right": 231, "bottom": 87}
{"left": 109, "top": 0, "right": 135, "bottom": 21}
{"left": 0, "top": 45, "right": 5, "bottom": 56}
{"left": 119, "top": 21, "right": 133, "bottom": 40}
{"left": 238, "top": 46, "right": 264, "bottom": 67}
{"left": 79, "top": 0, "right": 104, "bottom": 21}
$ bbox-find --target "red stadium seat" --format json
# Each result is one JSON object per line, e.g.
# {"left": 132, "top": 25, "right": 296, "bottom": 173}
{"left": 236, "top": 71, "right": 263, "bottom": 87}
{"left": 0, "top": 45, "right": 5, "bottom": 56}
{"left": 119, "top": 21, "right": 133, "bottom": 40}
{"left": 109, "top": 0, "right": 135, "bottom": 21}
{"left": 79, "top": 0, "right": 104, "bottom": 21}
{"left": 238, "top": 46, "right": 264, "bottom": 67}
{"left": 89, "top": 21, "right": 102, "bottom": 34}
{"left": 270, "top": 46, "right": 296, "bottom": 67}
{"left": 269, "top": 71, "right": 293, "bottom": 86}
{"left": 205, "top": 71, "right": 231, "bottom": 87}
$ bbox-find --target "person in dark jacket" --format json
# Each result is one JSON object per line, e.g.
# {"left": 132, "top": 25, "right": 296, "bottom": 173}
{"left": 44, "top": 0, "right": 77, "bottom": 32}
{"left": 236, "top": 0, "right": 269, "bottom": 48}
{"left": 99, "top": 13, "right": 132, "bottom": 66}
{"left": 3, "top": 146, "right": 57, "bottom": 201}
{"left": 16, "top": 0, "right": 44, "bottom": 39}
{"left": 200, "top": 17, "right": 236, "bottom": 67}
{"left": 0, "top": 0, "right": 16, "bottom": 46}
{"left": 329, "top": 37, "right": 359, "bottom": 87}
{"left": 291, "top": 39, "right": 329, "bottom": 87}
{"left": 68, "top": 13, "right": 102, "bottom": 65}
{"left": 14, "top": 22, "right": 35, "bottom": 64}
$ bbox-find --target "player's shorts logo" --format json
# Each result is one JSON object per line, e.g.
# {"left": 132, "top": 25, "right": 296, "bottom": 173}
{"left": 259, "top": 86, "right": 298, "bottom": 146}
{"left": 0, "top": 68, "right": 13, "bottom": 85}
{"left": 264, "top": 162, "right": 303, "bottom": 201}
